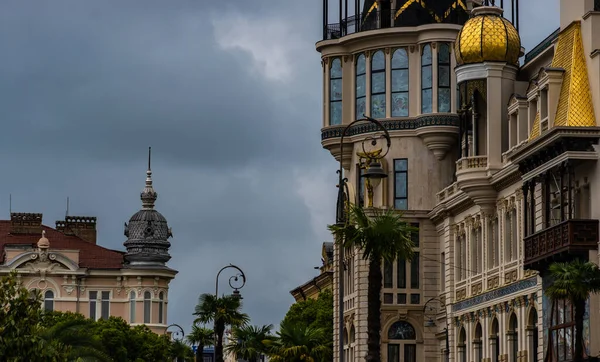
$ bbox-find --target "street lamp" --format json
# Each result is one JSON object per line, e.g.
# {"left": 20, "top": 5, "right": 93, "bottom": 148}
{"left": 334, "top": 115, "right": 391, "bottom": 362}
{"left": 165, "top": 323, "right": 185, "bottom": 341}
{"left": 214, "top": 264, "right": 246, "bottom": 362}
{"left": 423, "top": 297, "right": 450, "bottom": 362}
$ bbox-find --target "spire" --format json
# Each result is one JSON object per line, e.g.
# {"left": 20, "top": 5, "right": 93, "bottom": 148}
{"left": 140, "top": 147, "right": 158, "bottom": 209}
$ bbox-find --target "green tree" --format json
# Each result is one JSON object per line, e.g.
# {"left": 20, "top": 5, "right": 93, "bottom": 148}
{"left": 186, "top": 324, "right": 214, "bottom": 362}
{"left": 546, "top": 260, "right": 600, "bottom": 362}
{"left": 268, "top": 321, "right": 331, "bottom": 362}
{"left": 329, "top": 205, "right": 415, "bottom": 362}
{"left": 169, "top": 340, "right": 194, "bottom": 362}
{"left": 282, "top": 289, "right": 333, "bottom": 346}
{"left": 225, "top": 324, "right": 274, "bottom": 362}
{"left": 0, "top": 272, "right": 69, "bottom": 361}
{"left": 193, "top": 294, "right": 249, "bottom": 362}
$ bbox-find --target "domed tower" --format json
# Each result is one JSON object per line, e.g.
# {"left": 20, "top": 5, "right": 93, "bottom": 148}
{"left": 454, "top": 3, "right": 522, "bottom": 212}
{"left": 123, "top": 148, "right": 173, "bottom": 268}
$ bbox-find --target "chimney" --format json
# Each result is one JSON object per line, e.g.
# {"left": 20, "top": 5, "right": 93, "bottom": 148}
{"left": 10, "top": 213, "right": 43, "bottom": 235}
{"left": 56, "top": 216, "right": 97, "bottom": 244}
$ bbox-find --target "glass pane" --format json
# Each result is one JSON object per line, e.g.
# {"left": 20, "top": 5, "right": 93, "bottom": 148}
{"left": 395, "top": 159, "right": 408, "bottom": 171}
{"left": 397, "top": 293, "right": 407, "bottom": 304}
{"left": 410, "top": 293, "right": 420, "bottom": 304}
{"left": 44, "top": 300, "right": 53, "bottom": 312}
{"left": 356, "top": 74, "right": 366, "bottom": 97}
{"left": 391, "top": 92, "right": 409, "bottom": 117}
{"left": 384, "top": 260, "right": 393, "bottom": 288}
{"left": 101, "top": 291, "right": 110, "bottom": 300}
{"left": 356, "top": 54, "right": 366, "bottom": 75}
{"left": 330, "top": 58, "right": 342, "bottom": 78}
{"left": 158, "top": 302, "right": 163, "bottom": 324}
{"left": 330, "top": 79, "right": 342, "bottom": 101}
{"left": 411, "top": 252, "right": 420, "bottom": 288}
{"left": 90, "top": 301, "right": 96, "bottom": 320}
{"left": 395, "top": 172, "right": 407, "bottom": 198}
{"left": 439, "top": 43, "right": 450, "bottom": 63}
{"left": 421, "top": 65, "right": 432, "bottom": 88}
{"left": 371, "top": 94, "right": 386, "bottom": 118}
{"left": 438, "top": 65, "right": 450, "bottom": 87}
{"left": 45, "top": 290, "right": 53, "bottom": 299}
{"left": 383, "top": 293, "right": 394, "bottom": 304}
{"left": 439, "top": 88, "right": 451, "bottom": 112}
{"left": 422, "top": 89, "right": 433, "bottom": 113}
{"left": 388, "top": 321, "right": 416, "bottom": 340}
{"left": 130, "top": 301, "right": 136, "bottom": 322}
{"left": 356, "top": 97, "right": 366, "bottom": 119}
{"left": 388, "top": 344, "right": 400, "bottom": 362}
{"left": 405, "top": 344, "right": 417, "bottom": 362}
{"left": 144, "top": 301, "right": 151, "bottom": 323}
{"left": 421, "top": 44, "right": 432, "bottom": 66}
{"left": 411, "top": 223, "right": 420, "bottom": 247}
{"left": 330, "top": 101, "right": 342, "bottom": 125}
{"left": 372, "top": 50, "right": 385, "bottom": 71}
{"left": 101, "top": 300, "right": 109, "bottom": 319}
{"left": 90, "top": 291, "right": 97, "bottom": 299}
{"left": 371, "top": 72, "right": 386, "bottom": 94}
{"left": 397, "top": 259, "right": 406, "bottom": 288}
{"left": 392, "top": 69, "right": 409, "bottom": 92}
{"left": 392, "top": 48, "right": 408, "bottom": 69}
{"left": 395, "top": 199, "right": 408, "bottom": 210}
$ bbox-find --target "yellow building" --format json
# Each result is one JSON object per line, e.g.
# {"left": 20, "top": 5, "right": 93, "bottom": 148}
{"left": 0, "top": 156, "right": 177, "bottom": 334}
{"left": 290, "top": 242, "right": 334, "bottom": 301}
{"left": 316, "top": 0, "right": 600, "bottom": 361}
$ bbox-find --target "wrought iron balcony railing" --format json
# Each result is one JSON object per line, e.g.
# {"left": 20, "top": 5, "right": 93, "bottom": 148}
{"left": 524, "top": 219, "right": 599, "bottom": 270}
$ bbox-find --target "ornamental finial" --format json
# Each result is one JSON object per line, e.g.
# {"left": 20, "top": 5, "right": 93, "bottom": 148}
{"left": 140, "top": 147, "right": 157, "bottom": 209}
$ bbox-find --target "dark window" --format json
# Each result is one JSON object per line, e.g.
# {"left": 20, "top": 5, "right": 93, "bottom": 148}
{"left": 438, "top": 43, "right": 451, "bottom": 112}
{"left": 411, "top": 252, "right": 420, "bottom": 288}
{"left": 421, "top": 44, "right": 433, "bottom": 114}
{"left": 330, "top": 58, "right": 342, "bottom": 125}
{"left": 44, "top": 290, "right": 54, "bottom": 312}
{"left": 397, "top": 258, "right": 406, "bottom": 288}
{"left": 394, "top": 159, "right": 408, "bottom": 210}
{"left": 158, "top": 292, "right": 164, "bottom": 324}
{"left": 388, "top": 321, "right": 416, "bottom": 339}
{"left": 411, "top": 222, "right": 419, "bottom": 247}
{"left": 410, "top": 294, "right": 420, "bottom": 304}
{"left": 144, "top": 291, "right": 151, "bottom": 324}
{"left": 404, "top": 344, "right": 417, "bottom": 362}
{"left": 383, "top": 293, "right": 394, "bottom": 304}
{"left": 384, "top": 260, "right": 393, "bottom": 288}
{"left": 391, "top": 48, "right": 409, "bottom": 117}
{"left": 101, "top": 291, "right": 110, "bottom": 320}
{"left": 397, "top": 293, "right": 407, "bottom": 304}
{"left": 130, "top": 291, "right": 136, "bottom": 323}
{"left": 357, "top": 164, "right": 365, "bottom": 206}
{"left": 371, "top": 50, "right": 386, "bottom": 118}
{"left": 596, "top": 0, "right": 600, "bottom": 11}
{"left": 388, "top": 344, "right": 400, "bottom": 362}
{"left": 356, "top": 54, "right": 366, "bottom": 119}
{"left": 89, "top": 291, "right": 97, "bottom": 320}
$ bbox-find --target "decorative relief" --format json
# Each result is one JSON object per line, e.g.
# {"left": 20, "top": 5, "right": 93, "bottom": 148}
{"left": 343, "top": 55, "right": 349, "bottom": 62}
{"left": 453, "top": 276, "right": 538, "bottom": 312}
{"left": 456, "top": 288, "right": 467, "bottom": 301}
{"left": 471, "top": 282, "right": 483, "bottom": 296}
{"left": 487, "top": 275, "right": 500, "bottom": 290}
{"left": 409, "top": 45, "right": 416, "bottom": 53}
{"left": 473, "top": 215, "right": 482, "bottom": 229}
{"left": 504, "top": 270, "right": 518, "bottom": 284}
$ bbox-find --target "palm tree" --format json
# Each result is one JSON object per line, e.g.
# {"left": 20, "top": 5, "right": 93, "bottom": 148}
{"left": 170, "top": 340, "right": 194, "bottom": 362}
{"left": 546, "top": 260, "right": 600, "bottom": 362}
{"left": 225, "top": 324, "right": 274, "bottom": 362}
{"left": 193, "top": 294, "right": 249, "bottom": 362}
{"left": 186, "top": 324, "right": 214, "bottom": 362}
{"left": 329, "top": 205, "right": 416, "bottom": 362}
{"left": 268, "top": 321, "right": 331, "bottom": 362}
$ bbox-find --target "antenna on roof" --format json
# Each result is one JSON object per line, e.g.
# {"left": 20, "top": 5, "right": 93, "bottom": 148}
{"left": 148, "top": 146, "right": 152, "bottom": 171}
{"left": 66, "top": 197, "right": 70, "bottom": 218}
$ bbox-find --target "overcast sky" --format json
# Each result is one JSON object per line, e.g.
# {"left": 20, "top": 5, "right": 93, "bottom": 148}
{"left": 0, "top": 0, "right": 559, "bottom": 333}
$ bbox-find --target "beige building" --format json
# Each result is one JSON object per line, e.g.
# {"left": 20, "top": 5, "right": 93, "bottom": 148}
{"left": 316, "top": 0, "right": 600, "bottom": 361}
{"left": 0, "top": 159, "right": 177, "bottom": 334}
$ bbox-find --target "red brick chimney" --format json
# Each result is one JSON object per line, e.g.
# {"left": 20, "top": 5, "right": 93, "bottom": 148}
{"left": 56, "top": 216, "right": 97, "bottom": 244}
{"left": 10, "top": 213, "right": 43, "bottom": 235}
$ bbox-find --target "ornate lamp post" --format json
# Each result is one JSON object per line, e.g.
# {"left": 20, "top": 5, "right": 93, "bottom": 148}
{"left": 165, "top": 323, "right": 185, "bottom": 341}
{"left": 213, "top": 264, "right": 246, "bottom": 362}
{"left": 334, "top": 116, "right": 391, "bottom": 362}
{"left": 423, "top": 297, "right": 450, "bottom": 362}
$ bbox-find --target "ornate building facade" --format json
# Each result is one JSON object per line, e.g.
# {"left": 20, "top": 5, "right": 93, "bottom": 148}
{"left": 316, "top": 0, "right": 600, "bottom": 361}
{"left": 0, "top": 154, "right": 177, "bottom": 334}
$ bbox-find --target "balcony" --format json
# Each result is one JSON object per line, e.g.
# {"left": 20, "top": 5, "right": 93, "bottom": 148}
{"left": 524, "top": 219, "right": 599, "bottom": 271}
{"left": 455, "top": 156, "right": 496, "bottom": 212}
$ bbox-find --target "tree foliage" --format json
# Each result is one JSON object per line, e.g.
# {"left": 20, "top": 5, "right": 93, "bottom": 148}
{"left": 186, "top": 324, "right": 214, "bottom": 362}
{"left": 225, "top": 324, "right": 274, "bottom": 362}
{"left": 268, "top": 321, "right": 331, "bottom": 362}
{"left": 282, "top": 289, "right": 333, "bottom": 347}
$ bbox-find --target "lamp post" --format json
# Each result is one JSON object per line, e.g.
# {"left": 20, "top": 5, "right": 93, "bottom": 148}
{"left": 214, "top": 264, "right": 246, "bottom": 362}
{"left": 423, "top": 297, "right": 450, "bottom": 362}
{"left": 334, "top": 115, "right": 391, "bottom": 362}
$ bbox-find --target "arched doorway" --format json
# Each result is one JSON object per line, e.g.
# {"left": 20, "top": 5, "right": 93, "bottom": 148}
{"left": 474, "top": 323, "right": 483, "bottom": 362}
{"left": 386, "top": 321, "right": 417, "bottom": 362}
{"left": 490, "top": 318, "right": 500, "bottom": 362}
{"left": 457, "top": 327, "right": 467, "bottom": 362}
{"left": 527, "top": 308, "right": 539, "bottom": 362}
{"left": 507, "top": 313, "right": 519, "bottom": 362}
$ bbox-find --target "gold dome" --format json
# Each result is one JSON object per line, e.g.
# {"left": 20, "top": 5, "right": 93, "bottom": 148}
{"left": 455, "top": 6, "right": 521, "bottom": 66}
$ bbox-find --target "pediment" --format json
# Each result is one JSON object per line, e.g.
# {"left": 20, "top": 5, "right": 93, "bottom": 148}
{"left": 8, "top": 250, "right": 79, "bottom": 272}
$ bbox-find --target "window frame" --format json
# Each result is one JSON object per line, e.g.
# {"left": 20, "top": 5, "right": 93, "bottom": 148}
{"left": 130, "top": 290, "right": 136, "bottom": 323}
{"left": 421, "top": 44, "right": 433, "bottom": 114}
{"left": 370, "top": 50, "right": 386, "bottom": 118}
{"left": 158, "top": 292, "right": 165, "bottom": 324}
{"left": 391, "top": 48, "right": 409, "bottom": 117}
{"left": 44, "top": 290, "right": 54, "bottom": 312}
{"left": 437, "top": 43, "right": 452, "bottom": 112}
{"left": 355, "top": 53, "right": 367, "bottom": 119}
{"left": 394, "top": 158, "right": 408, "bottom": 210}
{"left": 329, "top": 58, "right": 343, "bottom": 126}
{"left": 143, "top": 291, "right": 152, "bottom": 324}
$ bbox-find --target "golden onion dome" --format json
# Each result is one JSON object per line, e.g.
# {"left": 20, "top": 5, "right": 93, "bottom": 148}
{"left": 455, "top": 6, "right": 521, "bottom": 66}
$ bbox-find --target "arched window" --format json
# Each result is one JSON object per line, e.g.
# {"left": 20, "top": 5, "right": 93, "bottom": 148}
{"left": 421, "top": 44, "right": 433, "bottom": 114}
{"left": 330, "top": 58, "right": 342, "bottom": 125}
{"left": 355, "top": 54, "right": 366, "bottom": 119}
{"left": 371, "top": 50, "right": 386, "bottom": 118}
{"left": 158, "top": 292, "right": 164, "bottom": 324}
{"left": 129, "top": 291, "right": 136, "bottom": 323}
{"left": 388, "top": 321, "right": 416, "bottom": 340}
{"left": 44, "top": 290, "right": 54, "bottom": 312}
{"left": 438, "top": 43, "right": 451, "bottom": 112}
{"left": 391, "top": 48, "right": 409, "bottom": 117}
{"left": 143, "top": 291, "right": 151, "bottom": 324}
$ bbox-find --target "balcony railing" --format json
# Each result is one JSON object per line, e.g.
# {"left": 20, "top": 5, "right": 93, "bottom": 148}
{"left": 524, "top": 219, "right": 599, "bottom": 270}
{"left": 456, "top": 156, "right": 488, "bottom": 171}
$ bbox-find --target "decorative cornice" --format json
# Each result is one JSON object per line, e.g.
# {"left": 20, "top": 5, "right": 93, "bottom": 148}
{"left": 452, "top": 276, "right": 538, "bottom": 312}
{"left": 321, "top": 114, "right": 460, "bottom": 141}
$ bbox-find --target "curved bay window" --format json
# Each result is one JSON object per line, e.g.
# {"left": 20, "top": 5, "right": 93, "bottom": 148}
{"left": 387, "top": 321, "right": 417, "bottom": 362}
{"left": 330, "top": 58, "right": 342, "bottom": 125}
{"left": 371, "top": 50, "right": 386, "bottom": 118}
{"left": 438, "top": 43, "right": 451, "bottom": 112}
{"left": 356, "top": 54, "right": 366, "bottom": 119}
{"left": 391, "top": 48, "right": 409, "bottom": 117}
{"left": 421, "top": 44, "right": 433, "bottom": 114}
